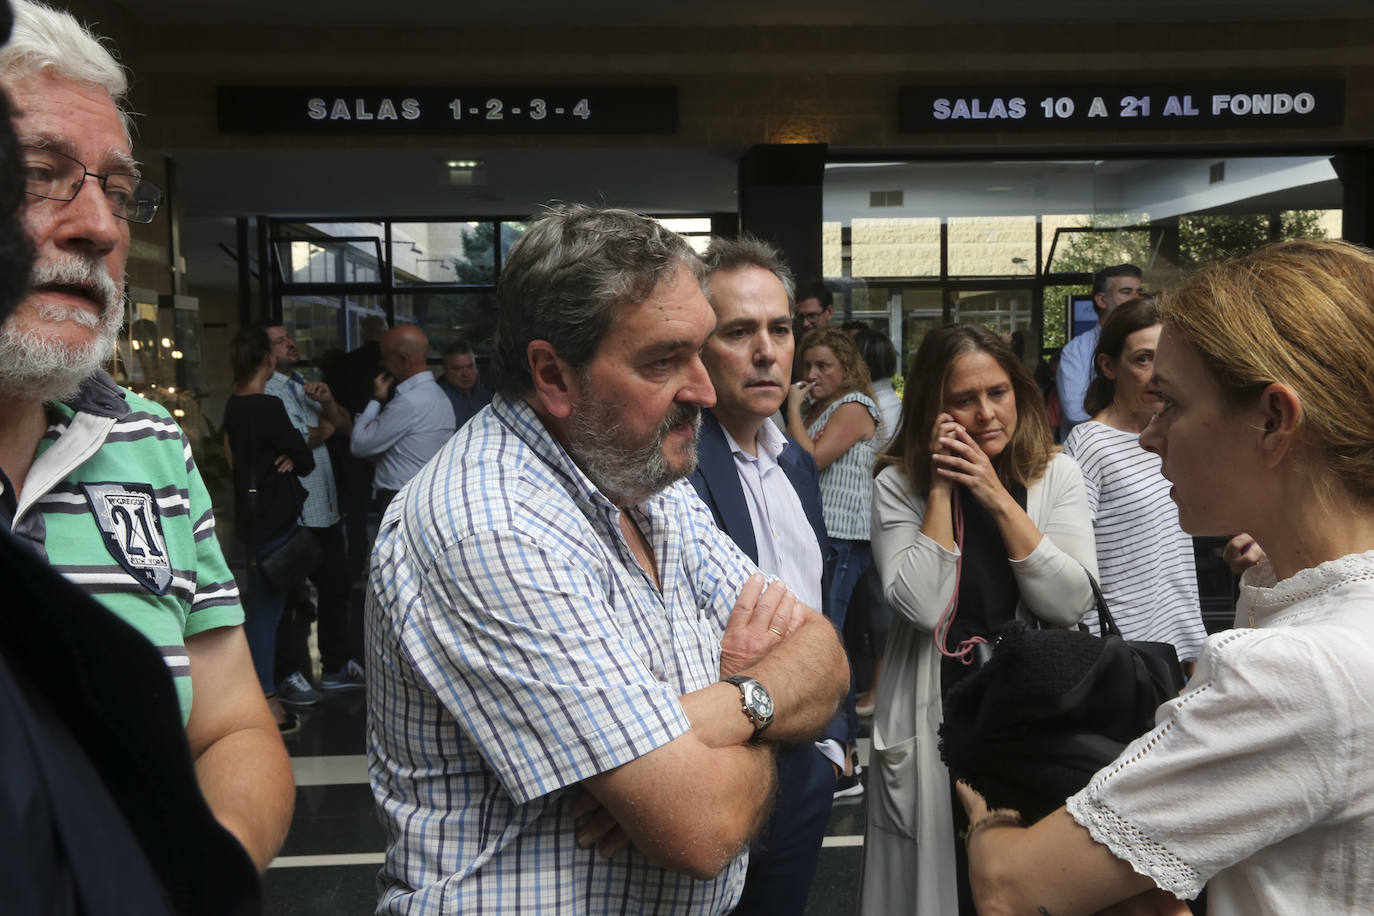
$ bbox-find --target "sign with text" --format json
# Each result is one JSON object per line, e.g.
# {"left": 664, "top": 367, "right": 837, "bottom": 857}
{"left": 217, "top": 85, "right": 678, "bottom": 135}
{"left": 899, "top": 81, "right": 1344, "bottom": 132}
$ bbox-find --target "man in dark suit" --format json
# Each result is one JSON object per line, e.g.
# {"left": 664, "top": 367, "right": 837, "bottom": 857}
{"left": 689, "top": 236, "right": 842, "bottom": 915}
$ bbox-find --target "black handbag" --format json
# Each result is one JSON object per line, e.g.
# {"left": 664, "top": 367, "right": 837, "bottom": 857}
{"left": 257, "top": 525, "right": 320, "bottom": 592}
{"left": 241, "top": 404, "right": 317, "bottom": 592}
{"left": 938, "top": 578, "right": 1187, "bottom": 824}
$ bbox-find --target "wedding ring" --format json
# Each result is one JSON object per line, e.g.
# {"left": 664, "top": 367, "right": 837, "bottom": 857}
{"left": 768, "top": 626, "right": 785, "bottom": 638}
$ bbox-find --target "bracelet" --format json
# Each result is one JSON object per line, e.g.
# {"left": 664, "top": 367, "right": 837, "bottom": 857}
{"left": 960, "top": 811, "right": 1023, "bottom": 851}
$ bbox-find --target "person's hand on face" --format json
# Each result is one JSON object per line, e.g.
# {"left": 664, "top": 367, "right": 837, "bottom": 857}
{"left": 928, "top": 412, "right": 963, "bottom": 493}
{"left": 932, "top": 422, "right": 1009, "bottom": 510}
{"left": 373, "top": 371, "right": 395, "bottom": 403}
{"left": 786, "top": 379, "right": 812, "bottom": 414}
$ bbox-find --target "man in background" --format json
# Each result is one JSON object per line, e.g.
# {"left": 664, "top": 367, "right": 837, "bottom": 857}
{"left": 323, "top": 312, "right": 387, "bottom": 619}
{"left": 1056, "top": 263, "right": 1143, "bottom": 437}
{"left": 690, "top": 235, "right": 845, "bottom": 915}
{"left": 265, "top": 322, "right": 364, "bottom": 695}
{"left": 436, "top": 338, "right": 492, "bottom": 429}
{"left": 794, "top": 277, "right": 834, "bottom": 332}
{"left": 350, "top": 323, "right": 455, "bottom": 513}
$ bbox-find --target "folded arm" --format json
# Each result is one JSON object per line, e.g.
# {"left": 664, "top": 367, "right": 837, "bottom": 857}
{"left": 1010, "top": 455, "right": 1097, "bottom": 626}
{"left": 350, "top": 396, "right": 416, "bottom": 459}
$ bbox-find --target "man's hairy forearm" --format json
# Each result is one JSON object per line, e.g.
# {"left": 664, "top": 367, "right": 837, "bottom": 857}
{"left": 747, "top": 609, "right": 848, "bottom": 743}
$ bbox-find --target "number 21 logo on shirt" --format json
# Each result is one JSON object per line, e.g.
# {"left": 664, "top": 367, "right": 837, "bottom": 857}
{"left": 82, "top": 482, "right": 173, "bottom": 595}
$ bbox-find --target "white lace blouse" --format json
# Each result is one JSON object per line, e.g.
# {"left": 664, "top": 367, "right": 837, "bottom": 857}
{"left": 1066, "top": 550, "right": 1374, "bottom": 913}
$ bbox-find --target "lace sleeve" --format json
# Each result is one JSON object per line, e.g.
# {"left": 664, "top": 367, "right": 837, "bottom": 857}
{"left": 1065, "top": 626, "right": 1351, "bottom": 900}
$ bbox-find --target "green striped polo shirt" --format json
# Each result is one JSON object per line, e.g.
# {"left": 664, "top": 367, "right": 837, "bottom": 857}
{"left": 12, "top": 373, "right": 243, "bottom": 723}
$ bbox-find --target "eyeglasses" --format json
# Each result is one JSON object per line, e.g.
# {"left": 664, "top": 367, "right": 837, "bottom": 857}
{"left": 21, "top": 145, "right": 162, "bottom": 224}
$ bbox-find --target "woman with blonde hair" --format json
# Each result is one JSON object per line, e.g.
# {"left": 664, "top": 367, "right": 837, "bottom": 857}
{"left": 959, "top": 238, "right": 1374, "bottom": 914}
{"left": 786, "top": 326, "right": 883, "bottom": 793}
{"left": 860, "top": 323, "right": 1096, "bottom": 915}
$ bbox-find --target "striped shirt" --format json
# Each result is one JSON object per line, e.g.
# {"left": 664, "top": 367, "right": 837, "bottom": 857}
{"left": 265, "top": 370, "right": 340, "bottom": 528}
{"left": 1063, "top": 421, "right": 1207, "bottom": 660}
{"left": 807, "top": 392, "right": 880, "bottom": 541}
{"left": 366, "top": 393, "right": 755, "bottom": 915}
{"left": 9, "top": 372, "right": 243, "bottom": 722}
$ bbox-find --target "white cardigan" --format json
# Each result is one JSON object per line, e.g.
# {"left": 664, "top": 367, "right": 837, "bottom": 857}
{"left": 859, "top": 451, "right": 1099, "bottom": 916}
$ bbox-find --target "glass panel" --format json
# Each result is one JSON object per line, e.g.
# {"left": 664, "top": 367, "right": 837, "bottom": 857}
{"left": 281, "top": 295, "right": 343, "bottom": 366}
{"left": 1043, "top": 224, "right": 1152, "bottom": 276}
{"left": 275, "top": 221, "right": 384, "bottom": 285}
{"left": 392, "top": 221, "right": 497, "bottom": 286}
{"left": 848, "top": 284, "right": 889, "bottom": 315}
{"left": 947, "top": 217, "right": 1036, "bottom": 276}
{"left": 1041, "top": 284, "right": 1091, "bottom": 350}
{"left": 845, "top": 284, "right": 888, "bottom": 335}
{"left": 394, "top": 292, "right": 499, "bottom": 362}
{"left": 821, "top": 221, "right": 844, "bottom": 278}
{"left": 115, "top": 296, "right": 160, "bottom": 391}
{"left": 850, "top": 217, "right": 940, "bottom": 278}
{"left": 898, "top": 288, "right": 946, "bottom": 371}
{"left": 656, "top": 217, "right": 712, "bottom": 234}
{"left": 500, "top": 221, "right": 527, "bottom": 268}
{"left": 949, "top": 289, "right": 1033, "bottom": 337}
{"left": 344, "top": 295, "right": 386, "bottom": 350}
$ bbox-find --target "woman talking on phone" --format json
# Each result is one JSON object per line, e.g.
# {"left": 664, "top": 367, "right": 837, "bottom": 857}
{"left": 859, "top": 324, "right": 1096, "bottom": 915}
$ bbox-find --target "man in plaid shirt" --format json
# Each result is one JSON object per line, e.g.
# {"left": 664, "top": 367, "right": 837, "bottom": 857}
{"left": 366, "top": 204, "right": 849, "bottom": 914}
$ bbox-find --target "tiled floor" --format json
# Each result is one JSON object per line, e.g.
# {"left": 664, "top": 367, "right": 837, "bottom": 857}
{"left": 266, "top": 690, "right": 869, "bottom": 915}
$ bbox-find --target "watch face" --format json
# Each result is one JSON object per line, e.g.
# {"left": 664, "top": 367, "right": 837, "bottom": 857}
{"left": 745, "top": 682, "right": 774, "bottom": 721}
{"left": 753, "top": 690, "right": 774, "bottom": 719}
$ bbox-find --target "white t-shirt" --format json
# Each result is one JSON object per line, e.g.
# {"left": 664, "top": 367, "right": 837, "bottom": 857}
{"left": 1063, "top": 421, "right": 1207, "bottom": 660}
{"left": 1067, "top": 550, "right": 1374, "bottom": 913}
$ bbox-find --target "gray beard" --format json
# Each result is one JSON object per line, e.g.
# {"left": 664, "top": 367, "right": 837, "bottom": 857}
{"left": 566, "top": 397, "right": 702, "bottom": 507}
{"left": 0, "top": 254, "right": 124, "bottom": 403}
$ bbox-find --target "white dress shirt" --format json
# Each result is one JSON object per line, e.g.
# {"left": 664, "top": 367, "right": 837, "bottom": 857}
{"left": 721, "top": 420, "right": 824, "bottom": 612}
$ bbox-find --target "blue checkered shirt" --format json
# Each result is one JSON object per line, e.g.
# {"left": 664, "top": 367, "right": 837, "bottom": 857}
{"left": 265, "top": 371, "right": 340, "bottom": 528}
{"left": 366, "top": 394, "right": 756, "bottom": 914}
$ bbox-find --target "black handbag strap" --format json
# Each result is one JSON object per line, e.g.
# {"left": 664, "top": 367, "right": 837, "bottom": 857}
{"left": 1085, "top": 574, "right": 1123, "bottom": 639}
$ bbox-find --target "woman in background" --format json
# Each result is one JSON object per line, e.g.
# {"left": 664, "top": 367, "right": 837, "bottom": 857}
{"left": 1063, "top": 298, "right": 1208, "bottom": 670}
{"left": 861, "top": 324, "right": 1096, "bottom": 915}
{"left": 223, "top": 326, "right": 314, "bottom": 732}
{"left": 786, "top": 327, "right": 882, "bottom": 795}
{"left": 851, "top": 329, "right": 902, "bottom": 716}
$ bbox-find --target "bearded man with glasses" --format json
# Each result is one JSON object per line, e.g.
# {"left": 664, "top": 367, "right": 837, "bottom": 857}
{"left": 0, "top": 0, "right": 294, "bottom": 874}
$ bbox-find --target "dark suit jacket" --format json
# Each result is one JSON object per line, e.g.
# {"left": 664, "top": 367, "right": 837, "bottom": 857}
{"left": 689, "top": 410, "right": 843, "bottom": 745}
{"left": 0, "top": 529, "right": 263, "bottom": 915}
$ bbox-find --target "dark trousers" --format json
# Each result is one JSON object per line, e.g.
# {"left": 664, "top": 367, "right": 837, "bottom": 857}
{"left": 274, "top": 521, "right": 358, "bottom": 680}
{"left": 343, "top": 456, "right": 374, "bottom": 575}
{"left": 731, "top": 745, "right": 835, "bottom": 915}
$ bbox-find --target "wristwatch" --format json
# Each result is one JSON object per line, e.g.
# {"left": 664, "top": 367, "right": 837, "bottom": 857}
{"left": 722, "top": 675, "right": 774, "bottom": 742}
